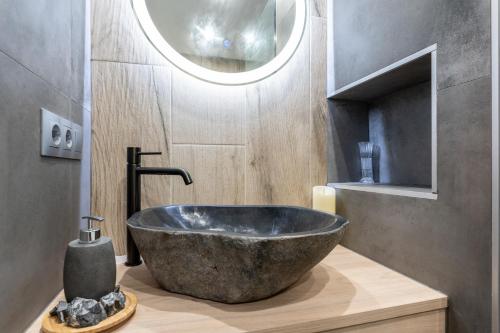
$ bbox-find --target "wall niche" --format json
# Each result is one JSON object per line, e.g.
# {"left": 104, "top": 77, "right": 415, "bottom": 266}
{"left": 327, "top": 45, "right": 437, "bottom": 199}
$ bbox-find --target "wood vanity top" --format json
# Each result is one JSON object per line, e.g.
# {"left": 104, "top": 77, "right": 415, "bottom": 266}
{"left": 27, "top": 246, "right": 447, "bottom": 333}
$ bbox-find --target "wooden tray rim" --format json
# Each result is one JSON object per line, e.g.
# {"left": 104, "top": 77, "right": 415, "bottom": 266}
{"left": 41, "top": 291, "right": 137, "bottom": 333}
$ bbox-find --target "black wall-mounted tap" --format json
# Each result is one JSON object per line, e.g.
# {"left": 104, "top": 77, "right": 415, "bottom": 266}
{"left": 126, "top": 147, "right": 193, "bottom": 266}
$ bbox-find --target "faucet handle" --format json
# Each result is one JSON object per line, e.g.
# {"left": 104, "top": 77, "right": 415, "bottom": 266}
{"left": 137, "top": 151, "right": 162, "bottom": 156}
{"left": 127, "top": 147, "right": 163, "bottom": 164}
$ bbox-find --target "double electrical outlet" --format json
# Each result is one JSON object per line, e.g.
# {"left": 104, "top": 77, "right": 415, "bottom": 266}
{"left": 40, "top": 108, "right": 82, "bottom": 160}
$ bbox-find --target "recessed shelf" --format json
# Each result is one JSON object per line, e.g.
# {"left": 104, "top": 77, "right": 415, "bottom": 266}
{"left": 327, "top": 45, "right": 437, "bottom": 196}
{"left": 328, "top": 45, "right": 436, "bottom": 101}
{"left": 328, "top": 183, "right": 438, "bottom": 200}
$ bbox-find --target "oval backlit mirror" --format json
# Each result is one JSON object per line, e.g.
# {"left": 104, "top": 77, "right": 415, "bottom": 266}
{"left": 132, "top": 0, "right": 307, "bottom": 85}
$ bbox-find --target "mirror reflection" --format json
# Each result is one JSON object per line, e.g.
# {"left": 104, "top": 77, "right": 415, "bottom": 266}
{"left": 145, "top": 0, "right": 297, "bottom": 73}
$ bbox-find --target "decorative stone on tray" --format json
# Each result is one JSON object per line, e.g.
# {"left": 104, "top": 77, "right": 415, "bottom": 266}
{"left": 100, "top": 286, "right": 126, "bottom": 316}
{"left": 66, "top": 298, "right": 107, "bottom": 328}
{"left": 49, "top": 285, "right": 126, "bottom": 328}
{"left": 49, "top": 301, "right": 68, "bottom": 324}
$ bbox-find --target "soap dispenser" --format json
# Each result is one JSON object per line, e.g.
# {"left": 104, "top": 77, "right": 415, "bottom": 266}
{"left": 63, "top": 216, "right": 116, "bottom": 302}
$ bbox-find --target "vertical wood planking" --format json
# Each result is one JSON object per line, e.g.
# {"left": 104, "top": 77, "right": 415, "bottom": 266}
{"left": 310, "top": 17, "right": 328, "bottom": 189}
{"left": 171, "top": 69, "right": 245, "bottom": 145}
{"left": 311, "top": 0, "right": 327, "bottom": 18}
{"left": 91, "top": 61, "right": 171, "bottom": 254}
{"left": 90, "top": 0, "right": 328, "bottom": 252}
{"left": 245, "top": 21, "right": 311, "bottom": 206}
{"left": 91, "top": 0, "right": 168, "bottom": 65}
{"left": 171, "top": 145, "right": 245, "bottom": 204}
{"left": 141, "top": 66, "right": 172, "bottom": 209}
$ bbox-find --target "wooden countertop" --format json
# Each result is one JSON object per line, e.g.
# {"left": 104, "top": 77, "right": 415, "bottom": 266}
{"left": 27, "top": 246, "right": 447, "bottom": 333}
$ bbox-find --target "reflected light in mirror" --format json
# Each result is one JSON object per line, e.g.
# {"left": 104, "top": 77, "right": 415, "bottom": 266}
{"left": 132, "top": 0, "right": 307, "bottom": 85}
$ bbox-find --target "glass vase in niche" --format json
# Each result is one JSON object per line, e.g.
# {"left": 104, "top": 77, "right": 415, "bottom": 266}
{"left": 358, "top": 142, "right": 375, "bottom": 184}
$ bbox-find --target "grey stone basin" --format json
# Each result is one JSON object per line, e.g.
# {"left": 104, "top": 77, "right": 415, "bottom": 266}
{"left": 127, "top": 205, "right": 349, "bottom": 303}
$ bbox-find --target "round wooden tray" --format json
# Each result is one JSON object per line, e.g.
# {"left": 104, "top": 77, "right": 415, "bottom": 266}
{"left": 41, "top": 291, "right": 137, "bottom": 333}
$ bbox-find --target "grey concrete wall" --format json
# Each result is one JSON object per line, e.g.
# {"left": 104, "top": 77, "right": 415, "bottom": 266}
{"left": 328, "top": 100, "right": 369, "bottom": 182}
{"left": 369, "top": 81, "right": 432, "bottom": 187}
{"left": 330, "top": 0, "right": 491, "bottom": 332}
{"left": 0, "top": 0, "right": 89, "bottom": 331}
{"left": 334, "top": 0, "right": 490, "bottom": 91}
{"left": 328, "top": 81, "right": 432, "bottom": 186}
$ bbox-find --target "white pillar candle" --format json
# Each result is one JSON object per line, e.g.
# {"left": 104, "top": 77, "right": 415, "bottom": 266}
{"left": 312, "top": 186, "right": 336, "bottom": 214}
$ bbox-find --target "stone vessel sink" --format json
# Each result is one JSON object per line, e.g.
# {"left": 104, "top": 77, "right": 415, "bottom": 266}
{"left": 127, "top": 205, "right": 349, "bottom": 303}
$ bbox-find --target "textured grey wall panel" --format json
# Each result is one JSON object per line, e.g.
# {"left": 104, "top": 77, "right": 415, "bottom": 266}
{"left": 331, "top": 0, "right": 492, "bottom": 332}
{"left": 0, "top": 0, "right": 88, "bottom": 331}
{"left": 369, "top": 81, "right": 432, "bottom": 187}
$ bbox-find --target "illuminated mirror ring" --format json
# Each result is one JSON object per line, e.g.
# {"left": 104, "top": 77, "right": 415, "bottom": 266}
{"left": 132, "top": 0, "right": 307, "bottom": 85}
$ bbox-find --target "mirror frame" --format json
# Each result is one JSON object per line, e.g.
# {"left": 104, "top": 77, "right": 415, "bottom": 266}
{"left": 132, "top": 0, "right": 307, "bottom": 85}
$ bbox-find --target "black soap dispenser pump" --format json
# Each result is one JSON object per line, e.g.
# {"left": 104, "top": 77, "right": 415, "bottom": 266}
{"left": 63, "top": 216, "right": 116, "bottom": 302}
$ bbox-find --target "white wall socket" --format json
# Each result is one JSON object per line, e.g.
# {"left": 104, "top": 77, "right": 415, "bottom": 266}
{"left": 40, "top": 108, "right": 82, "bottom": 160}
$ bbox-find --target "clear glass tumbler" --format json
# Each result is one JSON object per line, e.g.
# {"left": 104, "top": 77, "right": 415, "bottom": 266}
{"left": 358, "top": 142, "right": 375, "bottom": 184}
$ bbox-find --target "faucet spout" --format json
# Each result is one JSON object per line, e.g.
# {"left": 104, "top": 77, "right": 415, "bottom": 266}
{"left": 126, "top": 147, "right": 193, "bottom": 267}
{"left": 136, "top": 167, "right": 193, "bottom": 185}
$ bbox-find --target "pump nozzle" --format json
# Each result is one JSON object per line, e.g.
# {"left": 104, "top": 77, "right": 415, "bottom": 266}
{"left": 80, "top": 216, "right": 105, "bottom": 244}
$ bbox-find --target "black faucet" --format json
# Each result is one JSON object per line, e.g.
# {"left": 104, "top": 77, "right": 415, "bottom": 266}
{"left": 126, "top": 147, "right": 193, "bottom": 266}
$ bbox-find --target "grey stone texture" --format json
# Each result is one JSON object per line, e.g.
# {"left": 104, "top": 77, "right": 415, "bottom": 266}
{"left": 0, "top": 0, "right": 72, "bottom": 96}
{"left": 328, "top": 100, "right": 369, "bottom": 182}
{"left": 66, "top": 297, "right": 107, "bottom": 328}
{"left": 63, "top": 237, "right": 117, "bottom": 302}
{"left": 66, "top": 298, "right": 107, "bottom": 328}
{"left": 128, "top": 205, "right": 348, "bottom": 303}
{"left": 333, "top": 0, "right": 490, "bottom": 91}
{"left": 50, "top": 287, "right": 125, "bottom": 327}
{"left": 330, "top": 1, "right": 492, "bottom": 332}
{"left": 0, "top": 1, "right": 89, "bottom": 332}
{"left": 100, "top": 287, "right": 125, "bottom": 316}
{"left": 50, "top": 301, "right": 69, "bottom": 323}
{"left": 369, "top": 81, "right": 432, "bottom": 186}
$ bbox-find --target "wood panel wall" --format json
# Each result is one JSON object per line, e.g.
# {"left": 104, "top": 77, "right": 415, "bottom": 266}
{"left": 91, "top": 0, "right": 328, "bottom": 254}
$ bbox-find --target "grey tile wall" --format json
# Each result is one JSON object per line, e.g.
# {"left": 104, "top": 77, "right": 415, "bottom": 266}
{"left": 0, "top": 0, "right": 72, "bottom": 96}
{"left": 327, "top": 100, "right": 369, "bottom": 183}
{"left": 328, "top": 81, "right": 432, "bottom": 186}
{"left": 369, "top": 81, "right": 432, "bottom": 187}
{"left": 0, "top": 0, "right": 89, "bottom": 331}
{"left": 333, "top": 0, "right": 490, "bottom": 91}
{"left": 330, "top": 1, "right": 492, "bottom": 332}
